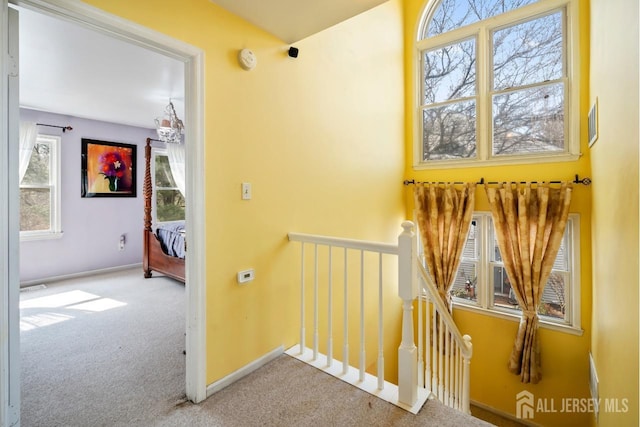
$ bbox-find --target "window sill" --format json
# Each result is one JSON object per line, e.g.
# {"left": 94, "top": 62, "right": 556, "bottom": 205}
{"left": 413, "top": 152, "right": 581, "bottom": 171}
{"left": 20, "top": 231, "right": 64, "bottom": 242}
{"left": 451, "top": 300, "right": 584, "bottom": 336}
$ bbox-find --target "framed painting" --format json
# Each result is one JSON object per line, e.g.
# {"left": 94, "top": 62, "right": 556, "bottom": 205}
{"left": 81, "top": 139, "right": 137, "bottom": 197}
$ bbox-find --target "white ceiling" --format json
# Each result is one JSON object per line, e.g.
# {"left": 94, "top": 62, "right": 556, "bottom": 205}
{"left": 210, "top": 0, "right": 389, "bottom": 43}
{"left": 18, "top": 6, "right": 184, "bottom": 129}
{"left": 18, "top": 1, "right": 388, "bottom": 129}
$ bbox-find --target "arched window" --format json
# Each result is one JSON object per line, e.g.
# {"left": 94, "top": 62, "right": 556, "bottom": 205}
{"left": 414, "top": 0, "right": 580, "bottom": 167}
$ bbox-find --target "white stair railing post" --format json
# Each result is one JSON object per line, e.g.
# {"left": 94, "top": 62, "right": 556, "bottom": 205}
{"left": 397, "top": 221, "right": 418, "bottom": 407}
{"left": 461, "top": 334, "right": 472, "bottom": 414}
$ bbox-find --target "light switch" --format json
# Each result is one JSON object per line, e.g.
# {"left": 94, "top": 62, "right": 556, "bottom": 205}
{"left": 242, "top": 182, "right": 252, "bottom": 200}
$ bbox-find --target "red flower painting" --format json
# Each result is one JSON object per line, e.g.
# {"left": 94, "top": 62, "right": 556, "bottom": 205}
{"left": 82, "top": 139, "right": 137, "bottom": 197}
{"left": 99, "top": 151, "right": 126, "bottom": 191}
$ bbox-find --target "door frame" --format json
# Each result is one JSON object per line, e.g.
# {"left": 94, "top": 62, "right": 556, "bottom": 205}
{"left": 3, "top": 0, "right": 208, "bottom": 409}
{"left": 1, "top": 5, "right": 20, "bottom": 425}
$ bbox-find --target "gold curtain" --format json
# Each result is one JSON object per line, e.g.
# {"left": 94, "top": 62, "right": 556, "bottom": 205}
{"left": 414, "top": 183, "right": 476, "bottom": 310}
{"left": 485, "top": 182, "right": 572, "bottom": 383}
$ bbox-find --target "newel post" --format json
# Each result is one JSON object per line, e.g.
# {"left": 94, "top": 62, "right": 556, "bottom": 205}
{"left": 397, "top": 221, "right": 418, "bottom": 406}
{"left": 462, "top": 334, "right": 473, "bottom": 414}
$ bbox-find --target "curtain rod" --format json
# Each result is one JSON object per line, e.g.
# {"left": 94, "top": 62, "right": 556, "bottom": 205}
{"left": 36, "top": 123, "right": 73, "bottom": 133}
{"left": 403, "top": 175, "right": 592, "bottom": 186}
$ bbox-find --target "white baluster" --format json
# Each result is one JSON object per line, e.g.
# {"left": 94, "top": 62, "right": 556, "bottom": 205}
{"left": 359, "top": 250, "right": 365, "bottom": 382}
{"left": 397, "top": 221, "right": 417, "bottom": 406}
{"left": 438, "top": 315, "right": 444, "bottom": 401}
{"left": 343, "top": 248, "right": 349, "bottom": 375}
{"left": 327, "top": 246, "right": 333, "bottom": 367}
{"left": 377, "top": 253, "right": 384, "bottom": 390}
{"left": 449, "top": 332, "right": 454, "bottom": 406}
{"left": 300, "top": 243, "right": 305, "bottom": 354}
{"left": 424, "top": 296, "right": 430, "bottom": 392}
{"left": 444, "top": 323, "right": 450, "bottom": 406}
{"left": 431, "top": 302, "right": 437, "bottom": 393}
{"left": 456, "top": 347, "right": 462, "bottom": 410}
{"left": 313, "top": 244, "right": 319, "bottom": 361}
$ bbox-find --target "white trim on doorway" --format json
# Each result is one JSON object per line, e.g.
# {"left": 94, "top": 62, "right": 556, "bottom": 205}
{"left": 10, "top": 0, "right": 207, "bottom": 404}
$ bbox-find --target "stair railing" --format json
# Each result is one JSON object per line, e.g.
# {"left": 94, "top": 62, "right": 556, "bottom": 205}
{"left": 287, "top": 231, "right": 397, "bottom": 390}
{"left": 397, "top": 221, "right": 473, "bottom": 413}
{"left": 288, "top": 221, "right": 472, "bottom": 414}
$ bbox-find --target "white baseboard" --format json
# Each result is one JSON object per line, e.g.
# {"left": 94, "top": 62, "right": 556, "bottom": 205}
{"left": 470, "top": 399, "right": 542, "bottom": 427}
{"left": 20, "top": 263, "right": 142, "bottom": 288}
{"left": 206, "top": 346, "right": 284, "bottom": 398}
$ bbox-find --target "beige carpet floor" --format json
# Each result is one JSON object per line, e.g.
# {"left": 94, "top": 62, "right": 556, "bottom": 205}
{"left": 20, "top": 268, "right": 496, "bottom": 426}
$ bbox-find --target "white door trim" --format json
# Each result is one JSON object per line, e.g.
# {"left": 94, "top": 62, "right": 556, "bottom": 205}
{"left": 10, "top": 0, "right": 208, "bottom": 404}
{"left": 1, "top": 4, "right": 21, "bottom": 425}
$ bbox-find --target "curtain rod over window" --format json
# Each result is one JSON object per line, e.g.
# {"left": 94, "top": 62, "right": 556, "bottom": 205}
{"left": 403, "top": 175, "right": 592, "bottom": 186}
{"left": 36, "top": 123, "right": 73, "bottom": 133}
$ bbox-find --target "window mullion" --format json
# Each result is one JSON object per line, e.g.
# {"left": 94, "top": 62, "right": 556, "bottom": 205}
{"left": 476, "top": 27, "right": 489, "bottom": 162}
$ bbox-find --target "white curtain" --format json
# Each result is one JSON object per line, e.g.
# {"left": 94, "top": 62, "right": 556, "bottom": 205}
{"left": 167, "top": 142, "right": 186, "bottom": 197}
{"left": 19, "top": 121, "right": 38, "bottom": 183}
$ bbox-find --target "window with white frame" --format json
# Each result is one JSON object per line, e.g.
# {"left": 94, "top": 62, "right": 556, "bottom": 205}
{"left": 152, "top": 149, "right": 185, "bottom": 224}
{"left": 445, "top": 212, "right": 580, "bottom": 330}
{"left": 20, "top": 134, "right": 62, "bottom": 240}
{"left": 415, "top": 0, "right": 580, "bottom": 167}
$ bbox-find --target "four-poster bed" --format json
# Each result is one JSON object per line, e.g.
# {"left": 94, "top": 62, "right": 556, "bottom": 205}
{"left": 142, "top": 137, "right": 186, "bottom": 283}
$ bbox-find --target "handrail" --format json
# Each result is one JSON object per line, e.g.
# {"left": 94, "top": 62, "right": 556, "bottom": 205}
{"left": 288, "top": 223, "right": 471, "bottom": 414}
{"left": 417, "top": 262, "right": 472, "bottom": 359}
{"left": 288, "top": 232, "right": 398, "bottom": 255}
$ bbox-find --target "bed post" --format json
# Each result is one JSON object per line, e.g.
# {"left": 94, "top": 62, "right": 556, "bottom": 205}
{"left": 143, "top": 137, "right": 153, "bottom": 278}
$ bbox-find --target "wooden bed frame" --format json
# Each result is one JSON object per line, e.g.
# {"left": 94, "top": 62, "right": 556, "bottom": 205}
{"left": 142, "top": 137, "right": 185, "bottom": 283}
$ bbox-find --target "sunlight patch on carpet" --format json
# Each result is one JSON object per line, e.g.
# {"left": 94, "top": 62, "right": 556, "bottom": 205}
{"left": 20, "top": 289, "right": 127, "bottom": 331}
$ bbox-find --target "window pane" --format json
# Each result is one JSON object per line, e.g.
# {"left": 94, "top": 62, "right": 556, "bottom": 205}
{"left": 423, "top": 100, "right": 477, "bottom": 160}
{"left": 552, "top": 234, "right": 569, "bottom": 270}
{"left": 451, "top": 261, "right": 478, "bottom": 303}
{"left": 20, "top": 188, "right": 50, "bottom": 231}
{"left": 492, "top": 82, "right": 564, "bottom": 156}
{"left": 462, "top": 220, "right": 479, "bottom": 259}
{"left": 423, "top": 39, "right": 476, "bottom": 104}
{"left": 157, "top": 189, "right": 185, "bottom": 222}
{"left": 491, "top": 225, "right": 502, "bottom": 262}
{"left": 493, "top": 12, "right": 563, "bottom": 91}
{"left": 540, "top": 272, "right": 566, "bottom": 319}
{"left": 155, "top": 155, "right": 177, "bottom": 188}
{"left": 492, "top": 266, "right": 518, "bottom": 309}
{"left": 494, "top": 268, "right": 566, "bottom": 320}
{"left": 22, "top": 143, "right": 50, "bottom": 185}
{"left": 424, "top": 0, "right": 538, "bottom": 38}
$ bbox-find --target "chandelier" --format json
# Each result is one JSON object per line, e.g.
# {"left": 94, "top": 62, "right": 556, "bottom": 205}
{"left": 155, "top": 100, "right": 184, "bottom": 144}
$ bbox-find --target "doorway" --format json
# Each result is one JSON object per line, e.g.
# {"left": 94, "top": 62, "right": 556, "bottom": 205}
{"left": 2, "top": 1, "right": 207, "bottom": 421}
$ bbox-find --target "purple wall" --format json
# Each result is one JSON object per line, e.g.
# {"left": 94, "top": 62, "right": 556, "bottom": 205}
{"left": 20, "top": 108, "right": 156, "bottom": 283}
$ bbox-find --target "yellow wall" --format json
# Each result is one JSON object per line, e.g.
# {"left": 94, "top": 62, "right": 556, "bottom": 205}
{"left": 402, "top": 0, "right": 594, "bottom": 425}
{"left": 80, "top": 0, "right": 406, "bottom": 383}
{"left": 68, "top": 1, "right": 638, "bottom": 425}
{"left": 589, "top": 0, "right": 639, "bottom": 426}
